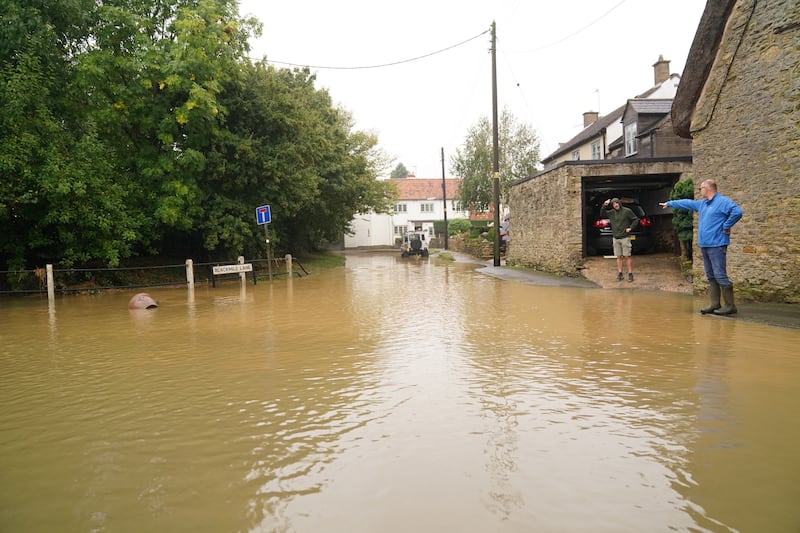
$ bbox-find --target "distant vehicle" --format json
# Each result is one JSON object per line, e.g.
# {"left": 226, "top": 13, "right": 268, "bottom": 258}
{"left": 587, "top": 198, "right": 654, "bottom": 255}
{"left": 400, "top": 230, "right": 429, "bottom": 257}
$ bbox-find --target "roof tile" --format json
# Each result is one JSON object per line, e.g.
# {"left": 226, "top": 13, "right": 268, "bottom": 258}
{"left": 391, "top": 178, "right": 461, "bottom": 201}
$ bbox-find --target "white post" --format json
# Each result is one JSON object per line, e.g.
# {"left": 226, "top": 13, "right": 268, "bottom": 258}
{"left": 285, "top": 254, "right": 292, "bottom": 277}
{"left": 185, "top": 259, "right": 195, "bottom": 289}
{"left": 237, "top": 255, "right": 247, "bottom": 285}
{"left": 46, "top": 264, "right": 55, "bottom": 303}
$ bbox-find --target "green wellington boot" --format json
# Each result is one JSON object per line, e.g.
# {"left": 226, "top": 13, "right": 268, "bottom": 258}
{"left": 700, "top": 281, "right": 721, "bottom": 314}
{"left": 713, "top": 284, "right": 738, "bottom": 316}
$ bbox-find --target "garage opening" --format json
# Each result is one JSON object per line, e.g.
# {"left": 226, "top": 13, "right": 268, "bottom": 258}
{"left": 583, "top": 174, "right": 680, "bottom": 256}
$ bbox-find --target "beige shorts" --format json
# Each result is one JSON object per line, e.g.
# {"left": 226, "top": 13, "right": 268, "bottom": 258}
{"left": 613, "top": 237, "right": 632, "bottom": 257}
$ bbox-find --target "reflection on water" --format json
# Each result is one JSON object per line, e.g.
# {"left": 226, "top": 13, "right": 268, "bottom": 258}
{"left": 1, "top": 253, "right": 799, "bottom": 532}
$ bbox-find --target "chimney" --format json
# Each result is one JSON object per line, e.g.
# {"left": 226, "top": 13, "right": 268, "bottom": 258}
{"left": 653, "top": 55, "right": 670, "bottom": 85}
{"left": 583, "top": 111, "right": 599, "bottom": 128}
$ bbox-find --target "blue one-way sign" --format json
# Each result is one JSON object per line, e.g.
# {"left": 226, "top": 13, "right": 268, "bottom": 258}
{"left": 256, "top": 205, "right": 271, "bottom": 225}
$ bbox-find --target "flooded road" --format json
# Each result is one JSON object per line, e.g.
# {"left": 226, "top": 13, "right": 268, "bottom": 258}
{"left": 1, "top": 252, "right": 799, "bottom": 532}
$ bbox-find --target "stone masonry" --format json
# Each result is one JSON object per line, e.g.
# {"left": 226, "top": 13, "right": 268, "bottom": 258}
{"left": 507, "top": 161, "right": 691, "bottom": 277}
{"left": 688, "top": 0, "right": 800, "bottom": 302}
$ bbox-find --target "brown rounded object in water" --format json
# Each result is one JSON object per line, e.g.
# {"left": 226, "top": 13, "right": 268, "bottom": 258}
{"left": 128, "top": 292, "right": 158, "bottom": 309}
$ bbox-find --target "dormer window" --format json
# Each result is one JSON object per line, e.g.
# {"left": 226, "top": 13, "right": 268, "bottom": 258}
{"left": 624, "top": 123, "right": 638, "bottom": 156}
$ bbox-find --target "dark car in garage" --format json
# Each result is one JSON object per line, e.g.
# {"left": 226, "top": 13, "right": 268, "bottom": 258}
{"left": 586, "top": 198, "right": 655, "bottom": 255}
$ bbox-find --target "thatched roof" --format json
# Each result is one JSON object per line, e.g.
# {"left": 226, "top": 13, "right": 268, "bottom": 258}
{"left": 671, "top": 0, "right": 737, "bottom": 138}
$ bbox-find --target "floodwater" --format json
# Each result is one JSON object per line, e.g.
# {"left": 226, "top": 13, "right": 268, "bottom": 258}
{"left": 1, "top": 253, "right": 799, "bottom": 533}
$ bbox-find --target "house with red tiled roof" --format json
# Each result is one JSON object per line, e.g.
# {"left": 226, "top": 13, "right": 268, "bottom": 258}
{"left": 345, "top": 177, "right": 470, "bottom": 248}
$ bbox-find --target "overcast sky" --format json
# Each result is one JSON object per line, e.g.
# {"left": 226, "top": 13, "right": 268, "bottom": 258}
{"left": 238, "top": 0, "right": 706, "bottom": 179}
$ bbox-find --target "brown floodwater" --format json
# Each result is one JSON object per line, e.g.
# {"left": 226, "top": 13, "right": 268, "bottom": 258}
{"left": 1, "top": 252, "right": 799, "bottom": 532}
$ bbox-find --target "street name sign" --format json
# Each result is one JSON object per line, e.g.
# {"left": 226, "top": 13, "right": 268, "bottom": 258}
{"left": 212, "top": 263, "right": 253, "bottom": 275}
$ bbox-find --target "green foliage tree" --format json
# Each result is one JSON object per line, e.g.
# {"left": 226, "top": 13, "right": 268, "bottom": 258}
{"left": 669, "top": 177, "right": 695, "bottom": 259}
{"left": 451, "top": 107, "right": 540, "bottom": 212}
{"left": 200, "top": 63, "right": 394, "bottom": 257}
{"left": 0, "top": 0, "right": 139, "bottom": 269}
{"left": 447, "top": 218, "right": 471, "bottom": 235}
{"left": 390, "top": 163, "right": 409, "bottom": 179}
{"left": 76, "top": 0, "right": 260, "bottom": 249}
{"left": 0, "top": 0, "right": 395, "bottom": 270}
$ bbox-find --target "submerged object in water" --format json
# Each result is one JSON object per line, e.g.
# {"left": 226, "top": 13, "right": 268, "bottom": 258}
{"left": 128, "top": 292, "right": 158, "bottom": 309}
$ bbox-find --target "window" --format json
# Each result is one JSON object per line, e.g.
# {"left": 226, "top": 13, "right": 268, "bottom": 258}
{"left": 393, "top": 226, "right": 405, "bottom": 236}
{"left": 591, "top": 140, "right": 602, "bottom": 160}
{"left": 451, "top": 200, "right": 463, "bottom": 212}
{"left": 420, "top": 203, "right": 434, "bottom": 213}
{"left": 395, "top": 203, "right": 407, "bottom": 213}
{"left": 624, "top": 123, "right": 638, "bottom": 156}
{"left": 571, "top": 150, "right": 580, "bottom": 161}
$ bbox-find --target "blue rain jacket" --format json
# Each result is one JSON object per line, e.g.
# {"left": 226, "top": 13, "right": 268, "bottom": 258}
{"left": 667, "top": 193, "right": 743, "bottom": 247}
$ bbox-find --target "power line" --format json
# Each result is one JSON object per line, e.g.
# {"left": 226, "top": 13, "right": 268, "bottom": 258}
{"left": 253, "top": 1, "right": 627, "bottom": 70}
{"left": 504, "top": 0, "right": 627, "bottom": 54}
{"left": 254, "top": 28, "right": 491, "bottom": 70}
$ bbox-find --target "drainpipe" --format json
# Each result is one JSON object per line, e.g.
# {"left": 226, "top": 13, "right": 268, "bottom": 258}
{"left": 600, "top": 127, "right": 607, "bottom": 159}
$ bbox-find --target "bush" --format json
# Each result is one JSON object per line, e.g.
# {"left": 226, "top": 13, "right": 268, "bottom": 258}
{"left": 670, "top": 177, "right": 695, "bottom": 241}
{"left": 670, "top": 177, "right": 695, "bottom": 259}
{"left": 447, "top": 218, "right": 471, "bottom": 235}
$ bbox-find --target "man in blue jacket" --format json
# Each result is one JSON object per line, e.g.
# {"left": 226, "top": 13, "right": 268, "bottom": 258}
{"left": 660, "top": 179, "right": 743, "bottom": 315}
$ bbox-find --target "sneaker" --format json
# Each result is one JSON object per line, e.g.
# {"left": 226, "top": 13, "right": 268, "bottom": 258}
{"left": 616, "top": 272, "right": 623, "bottom": 282}
{"left": 628, "top": 273, "right": 634, "bottom": 282}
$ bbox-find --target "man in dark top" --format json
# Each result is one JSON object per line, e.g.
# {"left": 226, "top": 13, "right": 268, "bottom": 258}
{"left": 601, "top": 198, "right": 639, "bottom": 282}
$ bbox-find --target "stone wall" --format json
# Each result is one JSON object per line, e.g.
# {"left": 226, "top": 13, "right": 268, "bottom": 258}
{"left": 508, "top": 160, "right": 692, "bottom": 277}
{"left": 507, "top": 165, "right": 584, "bottom": 275}
{"left": 689, "top": 0, "right": 800, "bottom": 302}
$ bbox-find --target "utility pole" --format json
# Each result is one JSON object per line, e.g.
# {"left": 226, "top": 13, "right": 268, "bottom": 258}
{"left": 441, "top": 147, "right": 448, "bottom": 250}
{"left": 491, "top": 21, "right": 501, "bottom": 267}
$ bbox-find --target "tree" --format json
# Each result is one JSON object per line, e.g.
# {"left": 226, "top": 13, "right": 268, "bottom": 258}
{"left": 451, "top": 107, "right": 540, "bottom": 212}
{"left": 198, "top": 62, "right": 394, "bottom": 258}
{"left": 77, "top": 0, "right": 260, "bottom": 249}
{"left": 0, "top": 0, "right": 140, "bottom": 269}
{"left": 669, "top": 177, "right": 695, "bottom": 259}
{"left": 390, "top": 163, "right": 409, "bottom": 179}
{"left": 0, "top": 0, "right": 395, "bottom": 268}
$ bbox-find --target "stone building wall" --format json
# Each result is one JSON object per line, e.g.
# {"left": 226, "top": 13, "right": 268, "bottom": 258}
{"left": 689, "top": 0, "right": 800, "bottom": 302}
{"left": 507, "top": 165, "right": 584, "bottom": 275}
{"left": 508, "top": 160, "right": 692, "bottom": 277}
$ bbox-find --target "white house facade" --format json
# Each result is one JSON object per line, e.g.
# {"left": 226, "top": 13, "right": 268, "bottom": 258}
{"left": 344, "top": 178, "right": 470, "bottom": 248}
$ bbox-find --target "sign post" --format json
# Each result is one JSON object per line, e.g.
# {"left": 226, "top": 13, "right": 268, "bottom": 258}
{"left": 256, "top": 205, "right": 273, "bottom": 281}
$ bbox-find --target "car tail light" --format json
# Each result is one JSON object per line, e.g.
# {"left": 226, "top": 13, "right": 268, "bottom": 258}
{"left": 592, "top": 218, "right": 610, "bottom": 229}
{"left": 638, "top": 216, "right": 652, "bottom": 227}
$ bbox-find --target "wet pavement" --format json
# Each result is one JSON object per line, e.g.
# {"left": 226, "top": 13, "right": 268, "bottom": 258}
{"left": 454, "top": 252, "right": 800, "bottom": 330}
{"left": 341, "top": 248, "right": 800, "bottom": 329}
